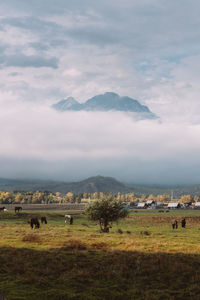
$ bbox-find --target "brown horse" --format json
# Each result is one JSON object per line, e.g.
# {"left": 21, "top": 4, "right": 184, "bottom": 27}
{"left": 15, "top": 206, "right": 22, "bottom": 213}
{"left": 0, "top": 207, "right": 6, "bottom": 212}
{"left": 28, "top": 218, "right": 40, "bottom": 229}
{"left": 41, "top": 216, "right": 47, "bottom": 224}
{"left": 172, "top": 219, "right": 178, "bottom": 229}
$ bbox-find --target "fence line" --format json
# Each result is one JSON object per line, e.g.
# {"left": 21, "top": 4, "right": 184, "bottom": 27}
{"left": 2, "top": 203, "right": 86, "bottom": 211}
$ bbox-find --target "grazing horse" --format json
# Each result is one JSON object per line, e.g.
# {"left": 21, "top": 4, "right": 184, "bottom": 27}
{"left": 0, "top": 207, "right": 6, "bottom": 212}
{"left": 172, "top": 219, "right": 178, "bottom": 229}
{"left": 41, "top": 216, "right": 47, "bottom": 224}
{"left": 65, "top": 214, "right": 73, "bottom": 225}
{"left": 28, "top": 218, "right": 40, "bottom": 229}
{"left": 181, "top": 218, "right": 186, "bottom": 228}
{"left": 15, "top": 206, "right": 22, "bottom": 213}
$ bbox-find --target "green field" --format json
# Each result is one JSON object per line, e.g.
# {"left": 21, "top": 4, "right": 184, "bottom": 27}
{"left": 1, "top": 209, "right": 200, "bottom": 300}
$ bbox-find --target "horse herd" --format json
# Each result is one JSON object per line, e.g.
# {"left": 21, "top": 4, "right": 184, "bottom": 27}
{"left": 172, "top": 218, "right": 186, "bottom": 229}
{"left": 0, "top": 206, "right": 74, "bottom": 229}
{"left": 0, "top": 206, "right": 22, "bottom": 213}
{"left": 28, "top": 216, "right": 47, "bottom": 229}
{"left": 0, "top": 206, "right": 187, "bottom": 230}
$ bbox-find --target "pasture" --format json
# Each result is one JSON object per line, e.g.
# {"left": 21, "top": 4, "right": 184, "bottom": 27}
{"left": 1, "top": 209, "right": 200, "bottom": 299}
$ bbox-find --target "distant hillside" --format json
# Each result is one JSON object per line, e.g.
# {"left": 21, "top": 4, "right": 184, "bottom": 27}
{"left": 0, "top": 176, "right": 200, "bottom": 197}
{"left": 58, "top": 176, "right": 129, "bottom": 193}
{"left": 0, "top": 176, "right": 130, "bottom": 193}
{"left": 0, "top": 178, "right": 59, "bottom": 192}
{"left": 52, "top": 92, "right": 157, "bottom": 119}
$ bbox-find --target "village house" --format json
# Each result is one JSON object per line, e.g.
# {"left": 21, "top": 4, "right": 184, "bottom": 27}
{"left": 146, "top": 200, "right": 156, "bottom": 208}
{"left": 155, "top": 202, "right": 164, "bottom": 209}
{"left": 137, "top": 202, "right": 147, "bottom": 209}
{"left": 194, "top": 202, "right": 200, "bottom": 209}
{"left": 167, "top": 202, "right": 181, "bottom": 209}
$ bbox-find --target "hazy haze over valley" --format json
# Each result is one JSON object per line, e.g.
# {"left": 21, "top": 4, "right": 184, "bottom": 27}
{"left": 1, "top": 0, "right": 200, "bottom": 184}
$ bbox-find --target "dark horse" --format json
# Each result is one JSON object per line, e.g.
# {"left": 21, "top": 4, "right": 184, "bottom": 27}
{"left": 41, "top": 216, "right": 47, "bottom": 224}
{"left": 15, "top": 206, "right": 22, "bottom": 213}
{"left": 0, "top": 207, "right": 6, "bottom": 212}
{"left": 28, "top": 218, "right": 40, "bottom": 229}
{"left": 181, "top": 218, "right": 186, "bottom": 228}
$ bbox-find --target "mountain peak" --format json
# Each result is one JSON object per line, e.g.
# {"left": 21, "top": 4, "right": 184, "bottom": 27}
{"left": 52, "top": 92, "right": 157, "bottom": 119}
{"left": 104, "top": 92, "right": 119, "bottom": 97}
{"left": 52, "top": 97, "right": 80, "bottom": 111}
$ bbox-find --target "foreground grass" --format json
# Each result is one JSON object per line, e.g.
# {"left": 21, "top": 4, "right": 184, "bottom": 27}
{"left": 1, "top": 210, "right": 200, "bottom": 299}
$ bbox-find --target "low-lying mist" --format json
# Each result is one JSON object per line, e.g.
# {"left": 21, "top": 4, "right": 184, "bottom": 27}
{"left": 1, "top": 103, "right": 200, "bottom": 185}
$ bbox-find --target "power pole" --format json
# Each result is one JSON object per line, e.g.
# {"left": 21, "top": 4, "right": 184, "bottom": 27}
{"left": 171, "top": 190, "right": 174, "bottom": 201}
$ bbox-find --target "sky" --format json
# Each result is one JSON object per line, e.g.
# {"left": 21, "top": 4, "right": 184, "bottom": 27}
{"left": 1, "top": 0, "right": 200, "bottom": 184}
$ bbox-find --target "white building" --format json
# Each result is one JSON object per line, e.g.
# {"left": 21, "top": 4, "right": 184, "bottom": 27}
{"left": 194, "top": 202, "right": 200, "bottom": 208}
{"left": 137, "top": 202, "right": 147, "bottom": 208}
{"left": 146, "top": 200, "right": 156, "bottom": 205}
{"left": 167, "top": 202, "right": 181, "bottom": 209}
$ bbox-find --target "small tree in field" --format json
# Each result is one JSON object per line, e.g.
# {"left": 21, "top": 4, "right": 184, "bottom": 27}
{"left": 86, "top": 196, "right": 128, "bottom": 232}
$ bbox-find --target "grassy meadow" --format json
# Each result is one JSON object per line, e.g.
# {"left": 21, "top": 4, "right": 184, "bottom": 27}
{"left": 1, "top": 209, "right": 200, "bottom": 299}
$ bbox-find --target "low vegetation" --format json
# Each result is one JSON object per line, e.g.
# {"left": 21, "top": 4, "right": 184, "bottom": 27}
{"left": 1, "top": 209, "right": 200, "bottom": 299}
{"left": 86, "top": 197, "right": 128, "bottom": 232}
{"left": 0, "top": 186, "right": 199, "bottom": 205}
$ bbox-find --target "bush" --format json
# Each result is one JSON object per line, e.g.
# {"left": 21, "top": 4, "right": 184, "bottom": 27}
{"left": 86, "top": 196, "right": 128, "bottom": 233}
{"left": 140, "top": 231, "right": 151, "bottom": 236}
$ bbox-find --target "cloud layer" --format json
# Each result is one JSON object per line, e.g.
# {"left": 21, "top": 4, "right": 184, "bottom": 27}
{"left": 0, "top": 104, "right": 200, "bottom": 184}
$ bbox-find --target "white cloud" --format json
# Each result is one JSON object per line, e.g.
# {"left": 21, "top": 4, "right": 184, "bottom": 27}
{"left": 0, "top": 104, "right": 200, "bottom": 183}
{"left": 63, "top": 68, "right": 82, "bottom": 77}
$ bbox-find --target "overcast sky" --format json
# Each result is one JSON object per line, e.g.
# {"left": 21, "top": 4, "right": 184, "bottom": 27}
{"left": 1, "top": 0, "right": 200, "bottom": 184}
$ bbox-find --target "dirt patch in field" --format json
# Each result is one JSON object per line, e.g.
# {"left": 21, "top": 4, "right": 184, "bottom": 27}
{"left": 22, "top": 234, "right": 41, "bottom": 243}
{"left": 90, "top": 242, "right": 109, "bottom": 250}
{"left": 62, "top": 239, "right": 87, "bottom": 251}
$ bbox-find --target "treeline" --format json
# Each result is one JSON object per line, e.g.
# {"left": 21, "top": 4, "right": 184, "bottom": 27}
{"left": 0, "top": 190, "right": 199, "bottom": 204}
{"left": 0, "top": 191, "right": 135, "bottom": 204}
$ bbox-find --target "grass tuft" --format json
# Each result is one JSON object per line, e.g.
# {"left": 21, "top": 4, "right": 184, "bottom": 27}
{"left": 62, "top": 239, "right": 87, "bottom": 251}
{"left": 22, "top": 234, "right": 41, "bottom": 243}
{"left": 90, "top": 241, "right": 108, "bottom": 250}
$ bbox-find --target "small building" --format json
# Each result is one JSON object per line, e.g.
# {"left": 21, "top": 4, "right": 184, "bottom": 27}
{"left": 155, "top": 202, "right": 164, "bottom": 209}
{"left": 146, "top": 200, "right": 156, "bottom": 206}
{"left": 167, "top": 202, "right": 181, "bottom": 209}
{"left": 137, "top": 202, "right": 147, "bottom": 209}
{"left": 184, "top": 201, "right": 193, "bottom": 208}
{"left": 194, "top": 202, "right": 200, "bottom": 209}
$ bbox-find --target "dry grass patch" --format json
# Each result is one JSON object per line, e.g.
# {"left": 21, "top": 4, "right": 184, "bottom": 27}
{"left": 90, "top": 241, "right": 109, "bottom": 250}
{"left": 22, "top": 234, "right": 41, "bottom": 243}
{"left": 62, "top": 239, "right": 87, "bottom": 251}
